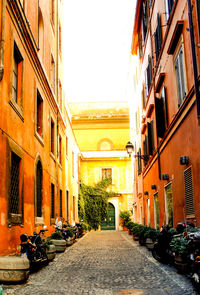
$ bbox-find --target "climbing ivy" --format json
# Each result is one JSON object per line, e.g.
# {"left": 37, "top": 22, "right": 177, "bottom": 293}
{"left": 78, "top": 178, "right": 118, "bottom": 230}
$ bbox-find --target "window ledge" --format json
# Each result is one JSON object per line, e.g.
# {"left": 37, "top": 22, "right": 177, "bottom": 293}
{"left": 35, "top": 217, "right": 44, "bottom": 226}
{"left": 167, "top": 21, "right": 184, "bottom": 55}
{"left": 155, "top": 73, "right": 165, "bottom": 93}
{"left": 9, "top": 99, "right": 24, "bottom": 122}
{"left": 50, "top": 152, "right": 56, "bottom": 162}
{"left": 35, "top": 132, "right": 44, "bottom": 147}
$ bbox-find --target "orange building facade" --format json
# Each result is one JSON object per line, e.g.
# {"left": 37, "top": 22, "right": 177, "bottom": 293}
{"left": 129, "top": 0, "right": 200, "bottom": 228}
{"left": 0, "top": 0, "right": 79, "bottom": 255}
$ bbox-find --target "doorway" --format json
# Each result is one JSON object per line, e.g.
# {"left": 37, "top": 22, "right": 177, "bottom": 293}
{"left": 101, "top": 203, "right": 115, "bottom": 230}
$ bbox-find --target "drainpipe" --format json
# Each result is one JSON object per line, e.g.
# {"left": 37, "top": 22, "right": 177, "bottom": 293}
{"left": 0, "top": 0, "right": 6, "bottom": 81}
{"left": 187, "top": 0, "right": 200, "bottom": 118}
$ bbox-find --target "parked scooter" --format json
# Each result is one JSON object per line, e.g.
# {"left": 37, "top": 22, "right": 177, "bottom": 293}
{"left": 152, "top": 225, "right": 175, "bottom": 264}
{"left": 186, "top": 231, "right": 200, "bottom": 287}
{"left": 20, "top": 226, "right": 48, "bottom": 271}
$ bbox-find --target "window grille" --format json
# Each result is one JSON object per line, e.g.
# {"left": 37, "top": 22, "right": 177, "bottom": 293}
{"left": 184, "top": 167, "right": 195, "bottom": 217}
{"left": 10, "top": 152, "right": 20, "bottom": 214}
{"left": 36, "top": 161, "right": 42, "bottom": 217}
{"left": 51, "top": 183, "right": 55, "bottom": 218}
{"left": 102, "top": 168, "right": 112, "bottom": 180}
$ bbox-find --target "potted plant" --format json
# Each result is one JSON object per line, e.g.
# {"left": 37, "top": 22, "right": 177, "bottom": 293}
{"left": 50, "top": 231, "right": 66, "bottom": 253}
{"left": 43, "top": 237, "right": 56, "bottom": 261}
{"left": 138, "top": 226, "right": 150, "bottom": 246}
{"left": 65, "top": 227, "right": 75, "bottom": 246}
{"left": 132, "top": 224, "right": 143, "bottom": 241}
{"left": 119, "top": 210, "right": 131, "bottom": 231}
{"left": 126, "top": 221, "right": 136, "bottom": 235}
{"left": 170, "top": 235, "right": 190, "bottom": 273}
{"left": 144, "top": 228, "right": 159, "bottom": 250}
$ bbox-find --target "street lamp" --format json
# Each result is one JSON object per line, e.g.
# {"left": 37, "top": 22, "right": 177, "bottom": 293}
{"left": 125, "top": 141, "right": 149, "bottom": 161}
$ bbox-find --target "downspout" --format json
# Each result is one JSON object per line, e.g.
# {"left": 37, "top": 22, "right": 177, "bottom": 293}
{"left": 0, "top": 0, "right": 6, "bottom": 81}
{"left": 187, "top": 0, "right": 200, "bottom": 119}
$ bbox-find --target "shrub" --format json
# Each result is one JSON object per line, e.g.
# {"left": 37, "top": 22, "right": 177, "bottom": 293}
{"left": 170, "top": 235, "right": 190, "bottom": 257}
{"left": 50, "top": 230, "right": 63, "bottom": 240}
{"left": 119, "top": 210, "right": 131, "bottom": 227}
{"left": 144, "top": 228, "right": 159, "bottom": 242}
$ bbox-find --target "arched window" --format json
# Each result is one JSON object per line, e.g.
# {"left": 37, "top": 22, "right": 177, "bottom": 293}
{"left": 38, "top": 7, "right": 44, "bottom": 60}
{"left": 36, "top": 160, "right": 42, "bottom": 217}
{"left": 98, "top": 139, "right": 113, "bottom": 151}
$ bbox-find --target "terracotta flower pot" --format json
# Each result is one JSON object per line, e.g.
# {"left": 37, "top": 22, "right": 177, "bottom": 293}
{"left": 46, "top": 244, "right": 56, "bottom": 261}
{"left": 50, "top": 239, "right": 66, "bottom": 252}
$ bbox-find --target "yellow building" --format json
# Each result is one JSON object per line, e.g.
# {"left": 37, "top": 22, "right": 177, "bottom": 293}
{"left": 69, "top": 102, "right": 133, "bottom": 230}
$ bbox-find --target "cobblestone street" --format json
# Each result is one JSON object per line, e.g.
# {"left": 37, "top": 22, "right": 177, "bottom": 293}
{"left": 2, "top": 231, "right": 198, "bottom": 295}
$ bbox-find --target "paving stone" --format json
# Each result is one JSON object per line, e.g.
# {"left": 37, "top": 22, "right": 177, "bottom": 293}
{"left": 2, "top": 231, "right": 198, "bottom": 295}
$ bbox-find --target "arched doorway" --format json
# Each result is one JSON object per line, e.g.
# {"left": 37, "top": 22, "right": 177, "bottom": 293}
{"left": 101, "top": 202, "right": 115, "bottom": 230}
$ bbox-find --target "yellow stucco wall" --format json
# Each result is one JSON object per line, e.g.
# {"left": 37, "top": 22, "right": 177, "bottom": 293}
{"left": 74, "top": 129, "right": 130, "bottom": 151}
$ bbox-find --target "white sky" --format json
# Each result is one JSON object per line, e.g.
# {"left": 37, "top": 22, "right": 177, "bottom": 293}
{"left": 63, "top": 0, "right": 136, "bottom": 103}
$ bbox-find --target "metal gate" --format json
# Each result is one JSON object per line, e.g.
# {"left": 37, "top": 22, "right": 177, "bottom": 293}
{"left": 101, "top": 203, "right": 115, "bottom": 230}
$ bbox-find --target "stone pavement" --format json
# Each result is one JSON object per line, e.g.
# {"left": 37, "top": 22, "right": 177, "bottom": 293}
{"left": 2, "top": 231, "right": 198, "bottom": 295}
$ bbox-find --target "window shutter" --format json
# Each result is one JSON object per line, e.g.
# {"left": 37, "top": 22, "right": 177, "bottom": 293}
{"left": 145, "top": 68, "right": 148, "bottom": 97}
{"left": 184, "top": 167, "right": 195, "bottom": 218}
{"left": 147, "top": 122, "right": 154, "bottom": 155}
{"left": 164, "top": 0, "right": 170, "bottom": 22}
{"left": 143, "top": 136, "right": 148, "bottom": 166}
{"left": 155, "top": 97, "right": 165, "bottom": 138}
{"left": 157, "top": 13, "right": 162, "bottom": 53}
{"left": 175, "top": 56, "right": 182, "bottom": 107}
{"left": 179, "top": 49, "right": 186, "bottom": 101}
{"left": 150, "top": 120, "right": 155, "bottom": 152}
{"left": 162, "top": 87, "right": 168, "bottom": 129}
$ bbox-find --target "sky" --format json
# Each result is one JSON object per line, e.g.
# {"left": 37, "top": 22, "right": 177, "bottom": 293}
{"left": 63, "top": 0, "right": 136, "bottom": 103}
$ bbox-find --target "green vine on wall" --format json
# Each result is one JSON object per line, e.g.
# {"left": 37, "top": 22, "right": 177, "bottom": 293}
{"left": 78, "top": 178, "right": 118, "bottom": 230}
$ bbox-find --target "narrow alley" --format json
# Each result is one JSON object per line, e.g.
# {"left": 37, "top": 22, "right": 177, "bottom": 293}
{"left": 3, "top": 232, "right": 197, "bottom": 295}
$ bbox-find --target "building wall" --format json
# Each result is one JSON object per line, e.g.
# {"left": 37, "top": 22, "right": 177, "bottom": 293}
{"left": 0, "top": 0, "right": 79, "bottom": 255}
{"left": 130, "top": 0, "right": 200, "bottom": 228}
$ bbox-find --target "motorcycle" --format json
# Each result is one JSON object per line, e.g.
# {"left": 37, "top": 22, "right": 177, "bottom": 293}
{"left": 20, "top": 227, "right": 49, "bottom": 271}
{"left": 186, "top": 231, "right": 200, "bottom": 288}
{"left": 152, "top": 225, "right": 175, "bottom": 264}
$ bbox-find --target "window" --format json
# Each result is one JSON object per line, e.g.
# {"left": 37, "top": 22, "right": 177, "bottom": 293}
{"left": 36, "top": 160, "right": 43, "bottom": 218}
{"left": 60, "top": 190, "right": 62, "bottom": 217}
{"left": 51, "top": 0, "right": 55, "bottom": 24}
{"left": 36, "top": 90, "right": 43, "bottom": 137}
{"left": 154, "top": 13, "right": 162, "bottom": 62}
{"left": 184, "top": 167, "right": 195, "bottom": 218}
{"left": 66, "top": 190, "right": 69, "bottom": 222}
{"left": 51, "top": 183, "right": 55, "bottom": 219}
{"left": 145, "top": 56, "right": 152, "bottom": 97}
{"left": 12, "top": 43, "right": 23, "bottom": 104}
{"left": 147, "top": 198, "right": 150, "bottom": 226}
{"left": 58, "top": 136, "right": 62, "bottom": 164}
{"left": 147, "top": 120, "right": 155, "bottom": 155}
{"left": 142, "top": 1, "right": 148, "bottom": 42}
{"left": 72, "top": 151, "right": 74, "bottom": 177}
{"left": 9, "top": 152, "right": 22, "bottom": 218}
{"left": 155, "top": 86, "right": 168, "bottom": 138}
{"left": 154, "top": 193, "right": 159, "bottom": 230}
{"left": 38, "top": 7, "right": 44, "bottom": 60}
{"left": 51, "top": 119, "right": 55, "bottom": 154}
{"left": 174, "top": 46, "right": 186, "bottom": 107}
{"left": 59, "top": 23, "right": 62, "bottom": 53}
{"left": 137, "top": 148, "right": 142, "bottom": 175}
{"left": 197, "top": 0, "right": 200, "bottom": 37}
{"left": 66, "top": 136, "right": 68, "bottom": 156}
{"left": 58, "top": 81, "right": 62, "bottom": 110}
{"left": 51, "top": 54, "right": 55, "bottom": 93}
{"left": 143, "top": 135, "right": 149, "bottom": 166}
{"left": 102, "top": 168, "right": 112, "bottom": 180}
{"left": 165, "top": 0, "right": 174, "bottom": 22}
{"left": 165, "top": 183, "right": 173, "bottom": 227}
{"left": 99, "top": 139, "right": 112, "bottom": 151}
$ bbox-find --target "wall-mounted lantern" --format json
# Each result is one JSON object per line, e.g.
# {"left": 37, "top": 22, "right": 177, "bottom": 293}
{"left": 180, "top": 156, "right": 189, "bottom": 165}
{"left": 162, "top": 174, "right": 169, "bottom": 180}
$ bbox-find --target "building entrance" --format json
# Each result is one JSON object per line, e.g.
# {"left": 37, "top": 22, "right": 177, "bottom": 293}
{"left": 101, "top": 203, "right": 115, "bottom": 230}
